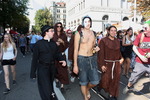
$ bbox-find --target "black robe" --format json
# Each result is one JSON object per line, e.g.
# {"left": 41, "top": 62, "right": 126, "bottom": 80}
{"left": 30, "top": 39, "right": 64, "bottom": 100}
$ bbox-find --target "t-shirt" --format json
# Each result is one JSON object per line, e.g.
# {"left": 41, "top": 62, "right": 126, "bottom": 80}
{"left": 134, "top": 33, "right": 150, "bottom": 64}
{"left": 19, "top": 37, "right": 26, "bottom": 46}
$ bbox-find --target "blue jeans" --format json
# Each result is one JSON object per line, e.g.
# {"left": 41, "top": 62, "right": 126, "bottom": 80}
{"left": 30, "top": 43, "right": 35, "bottom": 52}
{"left": 77, "top": 55, "right": 100, "bottom": 86}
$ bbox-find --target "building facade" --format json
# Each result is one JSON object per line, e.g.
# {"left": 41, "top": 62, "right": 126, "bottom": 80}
{"left": 66, "top": 0, "right": 143, "bottom": 32}
{"left": 49, "top": 1, "right": 66, "bottom": 28}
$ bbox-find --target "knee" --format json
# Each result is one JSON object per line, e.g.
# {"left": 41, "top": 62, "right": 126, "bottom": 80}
{"left": 4, "top": 73, "right": 9, "bottom": 77}
{"left": 11, "top": 70, "right": 16, "bottom": 74}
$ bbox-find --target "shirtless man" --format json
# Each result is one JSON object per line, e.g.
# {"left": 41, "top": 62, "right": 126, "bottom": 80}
{"left": 73, "top": 16, "right": 100, "bottom": 100}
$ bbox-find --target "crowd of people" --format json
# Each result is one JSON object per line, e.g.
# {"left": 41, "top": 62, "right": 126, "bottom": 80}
{"left": 0, "top": 16, "right": 149, "bottom": 100}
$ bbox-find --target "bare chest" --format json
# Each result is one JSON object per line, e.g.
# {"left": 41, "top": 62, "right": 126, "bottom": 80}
{"left": 81, "top": 32, "right": 95, "bottom": 43}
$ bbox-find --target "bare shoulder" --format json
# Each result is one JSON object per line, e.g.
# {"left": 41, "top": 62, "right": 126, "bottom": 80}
{"left": 74, "top": 31, "right": 80, "bottom": 37}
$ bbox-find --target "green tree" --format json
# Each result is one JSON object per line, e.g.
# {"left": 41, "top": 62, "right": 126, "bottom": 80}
{"left": 0, "top": 0, "right": 29, "bottom": 33}
{"left": 128, "top": 0, "right": 150, "bottom": 20}
{"left": 17, "top": 15, "right": 30, "bottom": 34}
{"left": 34, "top": 8, "right": 53, "bottom": 32}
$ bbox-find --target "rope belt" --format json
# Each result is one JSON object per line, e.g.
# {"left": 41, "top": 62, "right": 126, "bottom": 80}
{"left": 104, "top": 59, "right": 120, "bottom": 79}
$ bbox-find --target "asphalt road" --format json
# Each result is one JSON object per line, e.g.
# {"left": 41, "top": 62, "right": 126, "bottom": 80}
{"left": 0, "top": 50, "right": 149, "bottom": 100}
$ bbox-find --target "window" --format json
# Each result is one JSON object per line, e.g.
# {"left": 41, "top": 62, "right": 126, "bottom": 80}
{"left": 132, "top": 18, "right": 138, "bottom": 22}
{"left": 123, "top": 17, "right": 129, "bottom": 21}
{"left": 63, "top": 9, "right": 66, "bottom": 13}
{"left": 63, "top": 19, "right": 66, "bottom": 23}
{"left": 57, "top": 15, "right": 60, "bottom": 18}
{"left": 63, "top": 15, "right": 66, "bottom": 18}
{"left": 102, "top": 15, "right": 109, "bottom": 20}
{"left": 57, "top": 9, "right": 60, "bottom": 13}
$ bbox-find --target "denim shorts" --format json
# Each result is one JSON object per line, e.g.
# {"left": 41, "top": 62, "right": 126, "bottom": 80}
{"left": 77, "top": 55, "right": 100, "bottom": 86}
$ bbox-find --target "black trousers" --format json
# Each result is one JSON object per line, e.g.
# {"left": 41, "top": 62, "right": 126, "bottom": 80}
{"left": 37, "top": 65, "right": 57, "bottom": 100}
{"left": 20, "top": 46, "right": 26, "bottom": 55}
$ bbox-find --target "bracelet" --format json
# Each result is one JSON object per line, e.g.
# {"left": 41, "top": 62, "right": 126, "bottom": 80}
{"left": 145, "top": 52, "right": 149, "bottom": 58}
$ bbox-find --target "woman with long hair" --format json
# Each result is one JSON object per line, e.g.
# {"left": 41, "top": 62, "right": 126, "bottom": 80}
{"left": 0, "top": 33, "right": 17, "bottom": 94}
{"left": 122, "top": 27, "right": 133, "bottom": 78}
{"left": 53, "top": 22, "right": 69, "bottom": 92}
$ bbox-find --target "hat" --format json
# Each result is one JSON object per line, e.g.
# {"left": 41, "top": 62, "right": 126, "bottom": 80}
{"left": 41, "top": 25, "right": 53, "bottom": 35}
{"left": 66, "top": 29, "right": 72, "bottom": 34}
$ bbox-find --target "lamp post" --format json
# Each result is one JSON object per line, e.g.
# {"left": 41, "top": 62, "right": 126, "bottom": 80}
{"left": 133, "top": 0, "right": 136, "bottom": 23}
{"left": 132, "top": 0, "right": 136, "bottom": 40}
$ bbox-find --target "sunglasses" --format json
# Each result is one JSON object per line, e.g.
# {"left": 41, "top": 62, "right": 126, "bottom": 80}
{"left": 57, "top": 26, "right": 62, "bottom": 28}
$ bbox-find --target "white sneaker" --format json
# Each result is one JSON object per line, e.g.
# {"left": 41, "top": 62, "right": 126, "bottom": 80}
{"left": 70, "top": 77, "right": 75, "bottom": 82}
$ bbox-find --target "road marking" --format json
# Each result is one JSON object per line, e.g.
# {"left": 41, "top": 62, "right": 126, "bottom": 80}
{"left": 54, "top": 82, "right": 65, "bottom": 100}
{"left": 91, "top": 88, "right": 106, "bottom": 100}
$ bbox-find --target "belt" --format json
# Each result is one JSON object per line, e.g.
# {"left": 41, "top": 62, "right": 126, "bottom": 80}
{"left": 104, "top": 59, "right": 120, "bottom": 79}
{"left": 39, "top": 60, "right": 54, "bottom": 66}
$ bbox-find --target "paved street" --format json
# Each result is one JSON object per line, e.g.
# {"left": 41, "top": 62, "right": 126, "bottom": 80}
{"left": 0, "top": 50, "right": 150, "bottom": 100}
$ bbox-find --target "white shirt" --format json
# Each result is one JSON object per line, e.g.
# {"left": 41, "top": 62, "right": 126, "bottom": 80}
{"left": 2, "top": 45, "right": 15, "bottom": 60}
{"left": 125, "top": 36, "right": 132, "bottom": 44}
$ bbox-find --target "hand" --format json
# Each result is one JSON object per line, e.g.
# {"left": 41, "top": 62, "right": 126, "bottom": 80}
{"left": 56, "top": 42, "right": 60, "bottom": 46}
{"left": 30, "top": 78, "right": 36, "bottom": 83}
{"left": 130, "top": 42, "right": 133, "bottom": 45}
{"left": 94, "top": 46, "right": 100, "bottom": 52}
{"left": 13, "top": 57, "right": 16, "bottom": 60}
{"left": 58, "top": 38, "right": 64, "bottom": 44}
{"left": 139, "top": 55, "right": 148, "bottom": 62}
{"left": 120, "top": 58, "right": 124, "bottom": 65}
{"left": 59, "top": 61, "right": 66, "bottom": 66}
{"left": 101, "top": 66, "right": 107, "bottom": 72}
{"left": 73, "top": 65, "right": 78, "bottom": 74}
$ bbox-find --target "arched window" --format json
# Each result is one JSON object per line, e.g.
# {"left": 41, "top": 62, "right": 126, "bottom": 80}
{"left": 77, "top": 19, "right": 80, "bottom": 25}
{"left": 132, "top": 18, "right": 138, "bottom": 22}
{"left": 74, "top": 20, "right": 76, "bottom": 26}
{"left": 71, "top": 21, "right": 73, "bottom": 27}
{"left": 102, "top": 15, "right": 109, "bottom": 31}
{"left": 123, "top": 17, "right": 129, "bottom": 21}
{"left": 102, "top": 15, "right": 109, "bottom": 20}
{"left": 141, "top": 17, "right": 145, "bottom": 23}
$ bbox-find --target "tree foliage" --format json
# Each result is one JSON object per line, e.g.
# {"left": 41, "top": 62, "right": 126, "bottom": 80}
{"left": 34, "top": 8, "right": 53, "bottom": 32}
{"left": 0, "top": 0, "right": 29, "bottom": 33}
{"left": 128, "top": 0, "right": 150, "bottom": 20}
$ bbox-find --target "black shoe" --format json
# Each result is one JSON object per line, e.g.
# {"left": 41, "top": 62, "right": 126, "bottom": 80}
{"left": 56, "top": 81, "right": 60, "bottom": 88}
{"left": 3, "top": 88, "right": 10, "bottom": 94}
{"left": 13, "top": 80, "right": 17, "bottom": 85}
{"left": 109, "top": 96, "right": 117, "bottom": 100}
{"left": 60, "top": 87, "right": 65, "bottom": 93}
